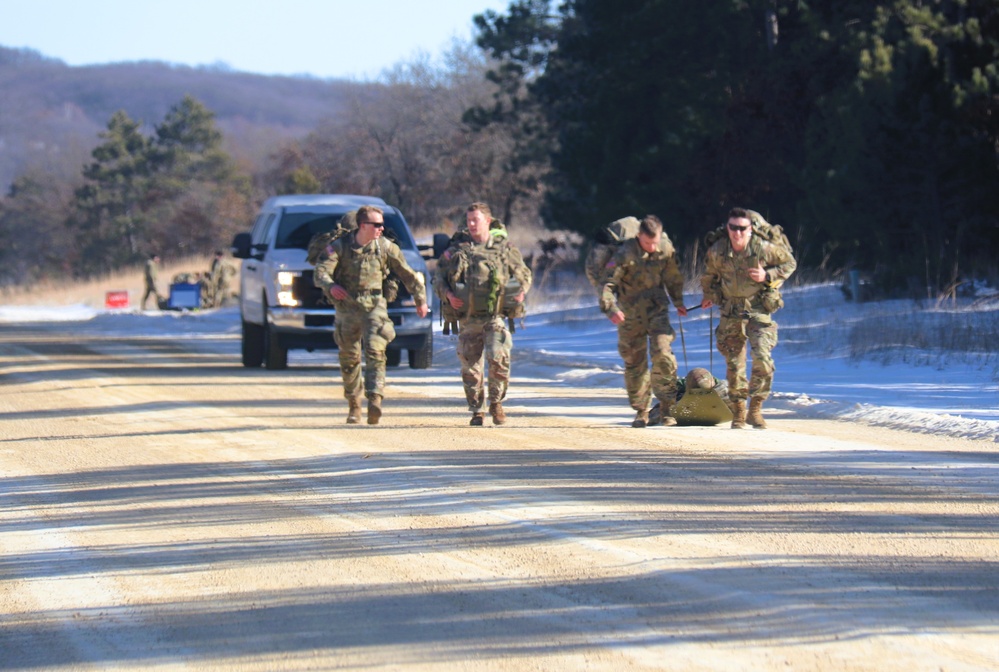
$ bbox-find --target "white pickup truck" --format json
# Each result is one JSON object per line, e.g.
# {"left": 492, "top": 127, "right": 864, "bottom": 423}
{"left": 231, "top": 194, "right": 445, "bottom": 370}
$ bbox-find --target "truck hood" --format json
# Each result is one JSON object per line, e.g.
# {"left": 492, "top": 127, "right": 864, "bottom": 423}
{"left": 253, "top": 247, "right": 429, "bottom": 275}
{"left": 248, "top": 248, "right": 311, "bottom": 272}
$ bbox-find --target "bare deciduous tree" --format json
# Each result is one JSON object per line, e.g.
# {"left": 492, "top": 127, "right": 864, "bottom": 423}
{"left": 269, "top": 40, "right": 547, "bottom": 233}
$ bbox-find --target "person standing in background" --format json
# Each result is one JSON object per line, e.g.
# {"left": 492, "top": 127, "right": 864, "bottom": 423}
{"left": 142, "top": 253, "right": 164, "bottom": 310}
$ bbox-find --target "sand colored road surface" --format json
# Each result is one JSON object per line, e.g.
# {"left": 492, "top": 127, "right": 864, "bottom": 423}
{"left": 1, "top": 325, "right": 997, "bottom": 670}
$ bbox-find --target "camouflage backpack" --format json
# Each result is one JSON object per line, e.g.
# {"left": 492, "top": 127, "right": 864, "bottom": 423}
{"left": 438, "top": 220, "right": 527, "bottom": 336}
{"left": 306, "top": 211, "right": 358, "bottom": 266}
{"left": 705, "top": 209, "right": 793, "bottom": 313}
{"left": 482, "top": 227, "right": 527, "bottom": 327}
{"left": 584, "top": 216, "right": 642, "bottom": 289}
{"left": 438, "top": 220, "right": 525, "bottom": 334}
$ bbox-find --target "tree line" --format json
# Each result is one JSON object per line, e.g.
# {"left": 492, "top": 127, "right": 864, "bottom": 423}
{"left": 0, "top": 96, "right": 254, "bottom": 281}
{"left": 0, "top": 44, "right": 546, "bottom": 284}
{"left": 472, "top": 0, "right": 999, "bottom": 297}
{"left": 1, "top": 1, "right": 996, "bottom": 298}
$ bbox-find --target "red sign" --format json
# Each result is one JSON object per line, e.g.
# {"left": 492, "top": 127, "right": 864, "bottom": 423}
{"left": 105, "top": 290, "right": 129, "bottom": 309}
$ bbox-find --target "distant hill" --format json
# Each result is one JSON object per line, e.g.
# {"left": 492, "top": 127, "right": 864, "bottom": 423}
{"left": 0, "top": 46, "right": 368, "bottom": 189}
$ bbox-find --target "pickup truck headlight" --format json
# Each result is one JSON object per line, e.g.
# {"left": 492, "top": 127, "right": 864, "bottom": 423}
{"left": 276, "top": 271, "right": 299, "bottom": 307}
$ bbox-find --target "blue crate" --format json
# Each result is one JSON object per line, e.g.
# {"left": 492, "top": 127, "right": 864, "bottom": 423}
{"left": 168, "top": 282, "right": 201, "bottom": 310}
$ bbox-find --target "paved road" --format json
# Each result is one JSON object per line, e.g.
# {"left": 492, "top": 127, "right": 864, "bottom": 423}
{"left": 1, "top": 325, "right": 997, "bottom": 670}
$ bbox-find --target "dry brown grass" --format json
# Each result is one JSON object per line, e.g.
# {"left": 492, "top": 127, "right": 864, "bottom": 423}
{"left": 0, "top": 255, "right": 221, "bottom": 309}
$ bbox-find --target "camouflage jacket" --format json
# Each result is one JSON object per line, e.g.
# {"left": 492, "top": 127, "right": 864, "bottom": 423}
{"left": 599, "top": 237, "right": 684, "bottom": 315}
{"left": 700, "top": 234, "right": 796, "bottom": 306}
{"left": 209, "top": 259, "right": 235, "bottom": 286}
{"left": 144, "top": 259, "right": 158, "bottom": 286}
{"left": 435, "top": 232, "right": 532, "bottom": 318}
{"left": 313, "top": 231, "right": 426, "bottom": 307}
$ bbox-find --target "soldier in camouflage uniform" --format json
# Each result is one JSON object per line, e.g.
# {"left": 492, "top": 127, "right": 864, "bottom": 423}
{"left": 207, "top": 250, "right": 235, "bottom": 308}
{"left": 142, "top": 253, "right": 164, "bottom": 310}
{"left": 313, "top": 205, "right": 429, "bottom": 425}
{"left": 436, "top": 202, "right": 532, "bottom": 426}
{"left": 700, "top": 207, "right": 797, "bottom": 429}
{"left": 600, "top": 215, "right": 688, "bottom": 428}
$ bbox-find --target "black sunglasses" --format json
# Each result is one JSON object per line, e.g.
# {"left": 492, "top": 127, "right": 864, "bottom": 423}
{"left": 727, "top": 223, "right": 750, "bottom": 232}
{"left": 360, "top": 221, "right": 385, "bottom": 229}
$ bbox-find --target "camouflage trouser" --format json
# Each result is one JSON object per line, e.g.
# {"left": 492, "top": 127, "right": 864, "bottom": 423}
{"left": 617, "top": 310, "right": 679, "bottom": 412}
{"left": 212, "top": 280, "right": 229, "bottom": 308}
{"left": 334, "top": 298, "right": 396, "bottom": 402}
{"left": 715, "top": 312, "right": 778, "bottom": 401}
{"left": 141, "top": 286, "right": 162, "bottom": 309}
{"left": 457, "top": 315, "right": 512, "bottom": 411}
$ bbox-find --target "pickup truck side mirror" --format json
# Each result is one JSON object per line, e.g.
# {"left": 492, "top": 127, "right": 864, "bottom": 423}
{"left": 432, "top": 232, "right": 452, "bottom": 259}
{"left": 419, "top": 232, "right": 454, "bottom": 261}
{"left": 230, "top": 233, "right": 252, "bottom": 259}
{"left": 231, "top": 232, "right": 268, "bottom": 260}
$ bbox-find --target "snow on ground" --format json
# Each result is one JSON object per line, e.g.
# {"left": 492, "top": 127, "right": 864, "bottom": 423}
{"left": 2, "top": 282, "right": 996, "bottom": 442}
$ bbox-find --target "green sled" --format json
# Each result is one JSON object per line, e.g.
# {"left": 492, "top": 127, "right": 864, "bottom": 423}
{"left": 648, "top": 387, "right": 733, "bottom": 427}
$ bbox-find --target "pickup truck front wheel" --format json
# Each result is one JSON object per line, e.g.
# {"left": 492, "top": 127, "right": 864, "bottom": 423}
{"left": 408, "top": 335, "right": 433, "bottom": 369}
{"left": 241, "top": 319, "right": 265, "bottom": 367}
{"left": 258, "top": 295, "right": 289, "bottom": 370}
{"left": 264, "top": 324, "right": 288, "bottom": 370}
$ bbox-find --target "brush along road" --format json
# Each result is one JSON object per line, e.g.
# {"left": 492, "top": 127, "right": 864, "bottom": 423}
{"left": 1, "top": 323, "right": 996, "bottom": 671}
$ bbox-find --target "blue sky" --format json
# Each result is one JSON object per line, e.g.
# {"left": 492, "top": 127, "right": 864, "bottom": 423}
{"left": 0, "top": 0, "right": 511, "bottom": 80}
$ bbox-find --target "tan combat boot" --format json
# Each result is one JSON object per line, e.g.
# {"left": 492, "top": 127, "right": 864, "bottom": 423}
{"left": 367, "top": 394, "right": 383, "bottom": 425}
{"left": 748, "top": 397, "right": 767, "bottom": 429}
{"left": 632, "top": 409, "right": 650, "bottom": 428}
{"left": 346, "top": 398, "right": 362, "bottom": 425}
{"left": 489, "top": 402, "right": 506, "bottom": 425}
{"left": 730, "top": 400, "right": 747, "bottom": 429}
{"left": 660, "top": 401, "right": 678, "bottom": 427}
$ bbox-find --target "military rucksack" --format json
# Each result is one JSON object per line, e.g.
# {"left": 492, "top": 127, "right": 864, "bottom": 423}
{"left": 705, "top": 210, "right": 792, "bottom": 253}
{"left": 306, "top": 211, "right": 358, "bottom": 266}
{"left": 585, "top": 216, "right": 679, "bottom": 290}
{"left": 584, "top": 216, "right": 642, "bottom": 289}
{"left": 705, "top": 210, "right": 794, "bottom": 313}
{"left": 439, "top": 221, "right": 526, "bottom": 335}
{"left": 437, "top": 219, "right": 527, "bottom": 336}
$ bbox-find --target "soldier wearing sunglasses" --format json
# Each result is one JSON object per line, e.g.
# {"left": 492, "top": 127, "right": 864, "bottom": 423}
{"left": 314, "top": 204, "right": 429, "bottom": 425}
{"left": 700, "top": 208, "right": 796, "bottom": 429}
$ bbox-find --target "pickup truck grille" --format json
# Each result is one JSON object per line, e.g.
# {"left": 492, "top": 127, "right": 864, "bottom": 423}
{"left": 304, "top": 314, "right": 335, "bottom": 327}
{"left": 294, "top": 270, "right": 414, "bottom": 309}
{"left": 294, "top": 271, "right": 326, "bottom": 309}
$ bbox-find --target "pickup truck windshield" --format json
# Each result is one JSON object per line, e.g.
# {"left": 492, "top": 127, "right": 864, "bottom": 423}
{"left": 274, "top": 210, "right": 415, "bottom": 251}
